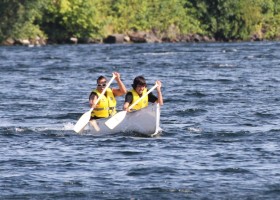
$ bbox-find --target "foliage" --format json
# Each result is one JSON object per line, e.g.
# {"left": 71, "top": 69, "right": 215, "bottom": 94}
{"left": 254, "top": 0, "right": 280, "bottom": 39}
{"left": 1, "top": 0, "right": 280, "bottom": 44}
{"left": 107, "top": 0, "right": 202, "bottom": 37}
{"left": 41, "top": 0, "right": 107, "bottom": 41}
{"left": 186, "top": 0, "right": 263, "bottom": 40}
{"left": 0, "top": 0, "right": 46, "bottom": 41}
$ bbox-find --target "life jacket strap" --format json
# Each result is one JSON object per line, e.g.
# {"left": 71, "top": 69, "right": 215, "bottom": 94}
{"left": 94, "top": 107, "right": 115, "bottom": 111}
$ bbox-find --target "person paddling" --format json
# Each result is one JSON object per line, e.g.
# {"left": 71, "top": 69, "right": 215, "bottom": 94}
{"left": 89, "top": 72, "right": 126, "bottom": 119}
{"left": 123, "top": 76, "right": 163, "bottom": 112}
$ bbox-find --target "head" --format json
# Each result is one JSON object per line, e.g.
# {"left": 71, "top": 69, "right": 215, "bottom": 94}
{"left": 96, "top": 76, "right": 107, "bottom": 92}
{"left": 132, "top": 76, "right": 146, "bottom": 95}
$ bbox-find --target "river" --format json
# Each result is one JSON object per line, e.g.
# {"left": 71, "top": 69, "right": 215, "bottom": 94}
{"left": 0, "top": 42, "right": 280, "bottom": 199}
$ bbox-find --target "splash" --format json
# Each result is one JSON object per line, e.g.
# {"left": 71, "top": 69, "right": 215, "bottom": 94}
{"left": 63, "top": 122, "right": 75, "bottom": 131}
{"left": 15, "top": 127, "right": 25, "bottom": 132}
{"left": 188, "top": 127, "right": 203, "bottom": 133}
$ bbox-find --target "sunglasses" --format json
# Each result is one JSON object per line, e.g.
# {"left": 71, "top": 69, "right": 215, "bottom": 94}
{"left": 97, "top": 83, "right": 106, "bottom": 87}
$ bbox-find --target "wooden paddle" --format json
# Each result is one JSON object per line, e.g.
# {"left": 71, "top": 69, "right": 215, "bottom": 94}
{"left": 105, "top": 83, "right": 158, "bottom": 129}
{"left": 74, "top": 74, "right": 116, "bottom": 133}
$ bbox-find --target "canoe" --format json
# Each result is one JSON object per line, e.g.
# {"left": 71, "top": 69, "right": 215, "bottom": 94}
{"left": 83, "top": 103, "right": 161, "bottom": 137}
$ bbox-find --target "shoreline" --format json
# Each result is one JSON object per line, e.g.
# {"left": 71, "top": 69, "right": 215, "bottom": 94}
{"left": 1, "top": 32, "right": 271, "bottom": 47}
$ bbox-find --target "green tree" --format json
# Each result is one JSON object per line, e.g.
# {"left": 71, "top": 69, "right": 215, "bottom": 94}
{"left": 187, "top": 0, "right": 262, "bottom": 40}
{"left": 147, "top": 0, "right": 202, "bottom": 35}
{"left": 2, "top": 0, "right": 280, "bottom": 44}
{"left": 107, "top": 0, "right": 201, "bottom": 38}
{"left": 0, "top": 0, "right": 46, "bottom": 42}
{"left": 254, "top": 0, "right": 280, "bottom": 39}
{"left": 41, "top": 0, "right": 109, "bottom": 42}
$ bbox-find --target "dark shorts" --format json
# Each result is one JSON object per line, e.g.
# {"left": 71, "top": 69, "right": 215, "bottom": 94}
{"left": 90, "top": 116, "right": 104, "bottom": 120}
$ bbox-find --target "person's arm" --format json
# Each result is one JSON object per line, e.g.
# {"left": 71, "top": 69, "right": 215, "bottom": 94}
{"left": 148, "top": 92, "right": 157, "bottom": 103}
{"left": 155, "top": 80, "right": 163, "bottom": 106}
{"left": 89, "top": 92, "right": 98, "bottom": 108}
{"left": 112, "top": 72, "right": 127, "bottom": 96}
{"left": 123, "top": 92, "right": 133, "bottom": 111}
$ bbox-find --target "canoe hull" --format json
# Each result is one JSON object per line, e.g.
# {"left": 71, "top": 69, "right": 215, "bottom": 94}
{"left": 83, "top": 104, "right": 161, "bottom": 137}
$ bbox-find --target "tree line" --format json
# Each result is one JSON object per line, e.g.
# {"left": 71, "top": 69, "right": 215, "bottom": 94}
{"left": 1, "top": 0, "right": 280, "bottom": 45}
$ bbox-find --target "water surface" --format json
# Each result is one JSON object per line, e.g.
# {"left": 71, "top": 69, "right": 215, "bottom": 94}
{"left": 1, "top": 42, "right": 280, "bottom": 199}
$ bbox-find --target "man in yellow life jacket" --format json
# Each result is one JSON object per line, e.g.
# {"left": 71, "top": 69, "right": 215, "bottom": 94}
{"left": 123, "top": 76, "right": 163, "bottom": 111}
{"left": 89, "top": 72, "right": 127, "bottom": 119}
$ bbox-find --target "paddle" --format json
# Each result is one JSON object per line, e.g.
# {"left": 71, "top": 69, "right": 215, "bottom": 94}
{"left": 105, "top": 83, "right": 158, "bottom": 129}
{"left": 73, "top": 74, "right": 116, "bottom": 133}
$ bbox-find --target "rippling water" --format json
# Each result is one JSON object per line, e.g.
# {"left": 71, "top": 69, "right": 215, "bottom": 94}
{"left": 1, "top": 42, "right": 280, "bottom": 199}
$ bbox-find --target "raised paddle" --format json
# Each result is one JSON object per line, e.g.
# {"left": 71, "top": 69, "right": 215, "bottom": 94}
{"left": 73, "top": 74, "right": 116, "bottom": 133}
{"left": 105, "top": 83, "right": 158, "bottom": 129}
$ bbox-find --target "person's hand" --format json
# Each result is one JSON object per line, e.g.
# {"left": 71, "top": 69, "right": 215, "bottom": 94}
{"left": 156, "top": 80, "right": 162, "bottom": 91}
{"left": 113, "top": 72, "right": 120, "bottom": 80}
{"left": 123, "top": 106, "right": 131, "bottom": 112}
{"left": 123, "top": 102, "right": 130, "bottom": 112}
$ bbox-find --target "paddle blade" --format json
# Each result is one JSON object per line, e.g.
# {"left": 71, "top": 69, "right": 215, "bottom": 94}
{"left": 105, "top": 111, "right": 127, "bottom": 129}
{"left": 73, "top": 110, "right": 92, "bottom": 133}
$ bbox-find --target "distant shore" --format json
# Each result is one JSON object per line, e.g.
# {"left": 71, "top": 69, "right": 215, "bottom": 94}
{"left": 1, "top": 31, "right": 268, "bottom": 46}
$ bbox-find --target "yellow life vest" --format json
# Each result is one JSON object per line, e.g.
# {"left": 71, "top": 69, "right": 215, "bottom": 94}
{"left": 91, "top": 88, "right": 116, "bottom": 118}
{"left": 130, "top": 88, "right": 148, "bottom": 110}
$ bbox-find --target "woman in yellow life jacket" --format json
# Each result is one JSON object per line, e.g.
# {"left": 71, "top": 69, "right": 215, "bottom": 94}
{"left": 123, "top": 76, "right": 163, "bottom": 111}
{"left": 89, "top": 72, "right": 127, "bottom": 119}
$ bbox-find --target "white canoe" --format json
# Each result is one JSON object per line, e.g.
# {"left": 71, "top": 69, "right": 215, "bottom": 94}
{"left": 83, "top": 103, "right": 161, "bottom": 137}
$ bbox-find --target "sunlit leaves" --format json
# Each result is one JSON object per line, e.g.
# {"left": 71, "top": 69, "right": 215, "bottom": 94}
{"left": 1, "top": 0, "right": 280, "bottom": 43}
{"left": 0, "top": 0, "right": 46, "bottom": 41}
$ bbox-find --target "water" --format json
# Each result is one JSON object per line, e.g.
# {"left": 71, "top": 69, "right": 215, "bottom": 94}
{"left": 1, "top": 42, "right": 280, "bottom": 199}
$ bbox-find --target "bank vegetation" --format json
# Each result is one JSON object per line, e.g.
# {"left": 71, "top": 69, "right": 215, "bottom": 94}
{"left": 1, "top": 0, "right": 280, "bottom": 45}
